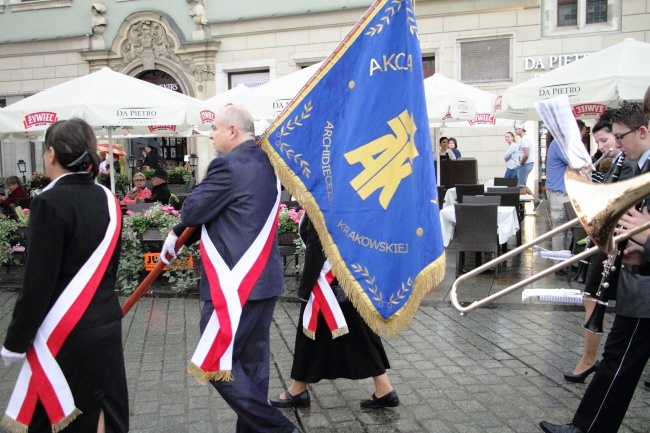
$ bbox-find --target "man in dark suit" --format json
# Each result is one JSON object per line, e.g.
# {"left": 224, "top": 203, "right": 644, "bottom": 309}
{"left": 144, "top": 168, "right": 171, "bottom": 205}
{"left": 161, "top": 105, "right": 298, "bottom": 433}
{"left": 540, "top": 102, "right": 650, "bottom": 433}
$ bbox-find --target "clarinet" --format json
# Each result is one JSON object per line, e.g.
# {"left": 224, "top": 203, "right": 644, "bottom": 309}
{"left": 584, "top": 154, "right": 648, "bottom": 333}
{"left": 573, "top": 149, "right": 614, "bottom": 283}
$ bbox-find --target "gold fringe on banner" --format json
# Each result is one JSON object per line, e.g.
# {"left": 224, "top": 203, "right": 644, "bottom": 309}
{"left": 52, "top": 408, "right": 82, "bottom": 433}
{"left": 0, "top": 416, "right": 28, "bottom": 433}
{"left": 302, "top": 328, "right": 316, "bottom": 340}
{"left": 187, "top": 363, "right": 234, "bottom": 385}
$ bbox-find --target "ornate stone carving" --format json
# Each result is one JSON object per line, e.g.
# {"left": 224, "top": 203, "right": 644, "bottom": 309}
{"left": 91, "top": 3, "right": 107, "bottom": 36}
{"left": 119, "top": 19, "right": 214, "bottom": 83}
{"left": 187, "top": 0, "right": 208, "bottom": 30}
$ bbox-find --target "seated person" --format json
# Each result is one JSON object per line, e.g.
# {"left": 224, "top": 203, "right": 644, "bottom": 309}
{"left": 120, "top": 172, "right": 152, "bottom": 206}
{"left": 144, "top": 169, "right": 171, "bottom": 205}
{"left": 0, "top": 176, "right": 30, "bottom": 213}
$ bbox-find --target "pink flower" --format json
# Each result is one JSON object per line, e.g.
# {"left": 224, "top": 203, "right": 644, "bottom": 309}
{"left": 22, "top": 208, "right": 30, "bottom": 214}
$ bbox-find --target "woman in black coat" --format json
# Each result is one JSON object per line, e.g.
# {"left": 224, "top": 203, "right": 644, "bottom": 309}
{"left": 1, "top": 118, "right": 128, "bottom": 433}
{"left": 269, "top": 214, "right": 399, "bottom": 410}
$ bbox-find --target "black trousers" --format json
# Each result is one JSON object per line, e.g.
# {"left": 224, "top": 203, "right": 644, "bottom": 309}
{"left": 573, "top": 315, "right": 650, "bottom": 433}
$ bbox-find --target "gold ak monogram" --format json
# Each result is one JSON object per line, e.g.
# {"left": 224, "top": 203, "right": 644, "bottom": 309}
{"left": 344, "top": 110, "right": 419, "bottom": 209}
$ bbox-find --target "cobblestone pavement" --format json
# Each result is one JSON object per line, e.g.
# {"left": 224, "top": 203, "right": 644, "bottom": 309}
{"left": 1, "top": 291, "right": 648, "bottom": 433}
{"left": 1, "top": 208, "right": 649, "bottom": 432}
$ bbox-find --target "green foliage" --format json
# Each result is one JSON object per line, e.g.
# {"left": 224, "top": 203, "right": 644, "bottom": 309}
{"left": 167, "top": 166, "right": 192, "bottom": 185}
{"left": 14, "top": 206, "right": 30, "bottom": 227}
{"left": 0, "top": 218, "right": 21, "bottom": 267}
{"left": 138, "top": 167, "right": 156, "bottom": 179}
{"left": 117, "top": 203, "right": 198, "bottom": 294}
{"left": 96, "top": 171, "right": 130, "bottom": 196}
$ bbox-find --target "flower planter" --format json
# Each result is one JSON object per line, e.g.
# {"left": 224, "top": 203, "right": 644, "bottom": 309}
{"left": 277, "top": 231, "right": 298, "bottom": 246}
{"left": 140, "top": 227, "right": 164, "bottom": 242}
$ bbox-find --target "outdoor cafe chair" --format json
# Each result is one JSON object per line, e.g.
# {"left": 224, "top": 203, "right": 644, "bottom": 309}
{"left": 493, "top": 177, "right": 519, "bottom": 187}
{"left": 454, "top": 203, "right": 500, "bottom": 278}
{"left": 455, "top": 184, "right": 485, "bottom": 204}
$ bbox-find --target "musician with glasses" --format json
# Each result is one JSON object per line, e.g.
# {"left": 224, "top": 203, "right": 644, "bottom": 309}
{"left": 563, "top": 114, "right": 636, "bottom": 385}
{"left": 540, "top": 101, "right": 650, "bottom": 433}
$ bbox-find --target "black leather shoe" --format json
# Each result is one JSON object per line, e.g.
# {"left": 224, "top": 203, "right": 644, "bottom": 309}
{"left": 563, "top": 361, "right": 599, "bottom": 383}
{"left": 539, "top": 421, "right": 584, "bottom": 433}
{"left": 269, "top": 390, "right": 310, "bottom": 408}
{"left": 360, "top": 390, "right": 399, "bottom": 409}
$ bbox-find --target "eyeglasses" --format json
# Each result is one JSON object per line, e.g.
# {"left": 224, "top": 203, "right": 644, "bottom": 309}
{"left": 134, "top": 179, "right": 146, "bottom": 182}
{"left": 614, "top": 126, "right": 641, "bottom": 144}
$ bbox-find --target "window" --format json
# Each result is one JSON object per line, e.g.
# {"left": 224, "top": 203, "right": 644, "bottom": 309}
{"left": 558, "top": 0, "right": 577, "bottom": 26}
{"left": 422, "top": 56, "right": 435, "bottom": 79}
{"left": 9, "top": 0, "right": 72, "bottom": 12}
{"left": 542, "top": 0, "right": 619, "bottom": 36}
{"left": 0, "top": 99, "right": 5, "bottom": 109}
{"left": 229, "top": 71, "right": 270, "bottom": 89}
{"left": 586, "top": 0, "right": 607, "bottom": 24}
{"left": 460, "top": 38, "right": 511, "bottom": 83}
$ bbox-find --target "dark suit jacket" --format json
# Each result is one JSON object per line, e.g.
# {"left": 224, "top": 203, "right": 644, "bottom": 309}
{"left": 3, "top": 174, "right": 122, "bottom": 353}
{"left": 145, "top": 182, "right": 171, "bottom": 205}
{"left": 173, "top": 140, "right": 284, "bottom": 302}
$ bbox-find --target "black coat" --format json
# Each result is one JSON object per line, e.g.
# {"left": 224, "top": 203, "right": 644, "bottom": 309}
{"left": 4, "top": 173, "right": 122, "bottom": 353}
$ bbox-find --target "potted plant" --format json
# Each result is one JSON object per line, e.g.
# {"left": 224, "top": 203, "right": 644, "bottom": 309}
{"left": 96, "top": 170, "right": 130, "bottom": 196}
{"left": 167, "top": 166, "right": 192, "bottom": 186}
{"left": 136, "top": 165, "right": 156, "bottom": 180}
{"left": 277, "top": 204, "right": 304, "bottom": 246}
{"left": 27, "top": 170, "right": 51, "bottom": 190}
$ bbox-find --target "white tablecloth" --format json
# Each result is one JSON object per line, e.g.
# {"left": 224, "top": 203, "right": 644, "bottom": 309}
{"left": 442, "top": 187, "right": 533, "bottom": 208}
{"left": 439, "top": 205, "right": 520, "bottom": 247}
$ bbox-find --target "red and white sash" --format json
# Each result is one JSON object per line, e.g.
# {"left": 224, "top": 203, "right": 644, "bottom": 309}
{"left": 188, "top": 181, "right": 280, "bottom": 383}
{"left": 302, "top": 260, "right": 349, "bottom": 340}
{"left": 2, "top": 186, "right": 121, "bottom": 433}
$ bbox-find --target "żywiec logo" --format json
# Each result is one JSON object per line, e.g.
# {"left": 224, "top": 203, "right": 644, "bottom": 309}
{"left": 572, "top": 103, "right": 606, "bottom": 118}
{"left": 468, "top": 113, "right": 496, "bottom": 126}
{"left": 148, "top": 125, "right": 177, "bottom": 132}
{"left": 200, "top": 110, "right": 215, "bottom": 124}
{"left": 23, "top": 112, "right": 58, "bottom": 129}
{"left": 494, "top": 95, "right": 502, "bottom": 111}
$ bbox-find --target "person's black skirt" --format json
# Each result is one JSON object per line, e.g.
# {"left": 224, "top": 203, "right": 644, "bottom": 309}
{"left": 291, "top": 301, "right": 390, "bottom": 383}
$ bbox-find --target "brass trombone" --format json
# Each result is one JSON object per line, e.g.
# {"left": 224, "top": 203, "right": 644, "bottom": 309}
{"left": 450, "top": 169, "right": 650, "bottom": 315}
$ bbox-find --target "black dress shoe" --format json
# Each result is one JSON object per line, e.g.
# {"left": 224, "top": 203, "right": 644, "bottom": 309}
{"left": 360, "top": 390, "right": 399, "bottom": 409}
{"left": 269, "top": 390, "right": 310, "bottom": 408}
{"left": 539, "top": 421, "right": 584, "bottom": 433}
{"left": 563, "top": 361, "right": 599, "bottom": 383}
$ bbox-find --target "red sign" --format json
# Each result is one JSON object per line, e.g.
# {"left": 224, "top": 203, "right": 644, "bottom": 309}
{"left": 200, "top": 110, "right": 215, "bottom": 124}
{"left": 572, "top": 103, "right": 606, "bottom": 118}
{"left": 148, "top": 125, "right": 177, "bottom": 132}
{"left": 23, "top": 111, "right": 58, "bottom": 129}
{"left": 494, "top": 95, "right": 502, "bottom": 111}
{"left": 468, "top": 113, "right": 496, "bottom": 126}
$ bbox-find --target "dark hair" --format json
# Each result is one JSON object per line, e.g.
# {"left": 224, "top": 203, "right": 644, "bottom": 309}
{"left": 592, "top": 118, "right": 612, "bottom": 135}
{"left": 644, "top": 84, "right": 650, "bottom": 114}
{"left": 44, "top": 118, "right": 99, "bottom": 178}
{"left": 448, "top": 137, "right": 458, "bottom": 148}
{"left": 608, "top": 101, "right": 649, "bottom": 130}
{"left": 439, "top": 136, "right": 448, "bottom": 144}
{"left": 575, "top": 119, "right": 586, "bottom": 130}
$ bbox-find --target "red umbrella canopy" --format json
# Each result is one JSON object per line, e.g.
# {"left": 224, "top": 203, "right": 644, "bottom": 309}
{"left": 97, "top": 142, "right": 126, "bottom": 156}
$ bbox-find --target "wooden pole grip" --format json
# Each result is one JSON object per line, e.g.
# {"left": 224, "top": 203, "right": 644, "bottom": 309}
{"left": 121, "top": 227, "right": 196, "bottom": 316}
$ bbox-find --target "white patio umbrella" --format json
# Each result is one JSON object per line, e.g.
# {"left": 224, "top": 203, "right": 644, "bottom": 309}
{"left": 204, "top": 84, "right": 253, "bottom": 110}
{"left": 424, "top": 73, "right": 513, "bottom": 128}
{"left": 494, "top": 38, "right": 650, "bottom": 121}
{"left": 237, "top": 62, "right": 325, "bottom": 134}
{"left": 0, "top": 67, "right": 214, "bottom": 191}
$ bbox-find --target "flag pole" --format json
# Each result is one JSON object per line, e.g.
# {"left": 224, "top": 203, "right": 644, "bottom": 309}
{"left": 121, "top": 227, "right": 196, "bottom": 316}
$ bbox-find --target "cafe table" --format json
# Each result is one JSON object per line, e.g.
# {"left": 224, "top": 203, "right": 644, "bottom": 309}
{"left": 439, "top": 205, "right": 520, "bottom": 247}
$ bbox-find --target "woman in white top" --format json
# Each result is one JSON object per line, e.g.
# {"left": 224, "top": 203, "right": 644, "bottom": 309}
{"left": 503, "top": 132, "right": 519, "bottom": 178}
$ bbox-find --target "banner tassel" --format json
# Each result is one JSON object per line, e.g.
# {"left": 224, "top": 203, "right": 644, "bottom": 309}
{"left": 187, "top": 363, "right": 234, "bottom": 385}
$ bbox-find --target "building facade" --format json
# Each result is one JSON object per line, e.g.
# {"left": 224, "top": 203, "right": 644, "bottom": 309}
{"left": 0, "top": 0, "right": 647, "bottom": 189}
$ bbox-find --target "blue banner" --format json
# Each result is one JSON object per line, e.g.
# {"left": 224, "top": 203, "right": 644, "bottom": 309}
{"left": 260, "top": 0, "right": 445, "bottom": 337}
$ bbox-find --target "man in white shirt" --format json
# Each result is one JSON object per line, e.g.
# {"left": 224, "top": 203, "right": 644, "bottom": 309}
{"left": 514, "top": 122, "right": 543, "bottom": 211}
